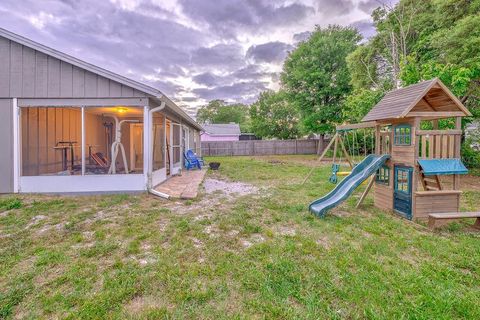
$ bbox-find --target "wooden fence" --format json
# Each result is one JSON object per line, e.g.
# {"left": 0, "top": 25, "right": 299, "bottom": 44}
{"left": 201, "top": 139, "right": 327, "bottom": 156}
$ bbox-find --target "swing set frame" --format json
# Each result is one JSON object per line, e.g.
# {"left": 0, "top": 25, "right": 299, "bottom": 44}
{"left": 302, "top": 121, "right": 377, "bottom": 207}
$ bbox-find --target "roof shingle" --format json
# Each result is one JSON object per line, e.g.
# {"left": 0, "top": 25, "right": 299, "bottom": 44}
{"left": 362, "top": 79, "right": 436, "bottom": 122}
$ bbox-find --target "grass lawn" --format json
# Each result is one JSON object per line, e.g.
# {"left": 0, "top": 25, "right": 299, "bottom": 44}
{"left": 1, "top": 155, "right": 480, "bottom": 319}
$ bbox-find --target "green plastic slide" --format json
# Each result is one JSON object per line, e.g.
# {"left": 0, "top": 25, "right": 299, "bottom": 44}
{"left": 309, "top": 154, "right": 390, "bottom": 217}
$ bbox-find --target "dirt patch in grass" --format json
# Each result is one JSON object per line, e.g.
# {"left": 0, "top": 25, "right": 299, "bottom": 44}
{"left": 276, "top": 226, "right": 297, "bottom": 236}
{"left": 124, "top": 295, "right": 172, "bottom": 315}
{"left": 241, "top": 234, "right": 265, "bottom": 248}
{"left": 203, "top": 178, "right": 259, "bottom": 196}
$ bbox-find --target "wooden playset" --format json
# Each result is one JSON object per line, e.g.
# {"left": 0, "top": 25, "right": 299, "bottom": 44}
{"left": 306, "top": 78, "right": 479, "bottom": 227}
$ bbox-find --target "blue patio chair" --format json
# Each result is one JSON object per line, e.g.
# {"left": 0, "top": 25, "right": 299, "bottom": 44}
{"left": 186, "top": 150, "right": 205, "bottom": 166}
{"left": 184, "top": 152, "right": 201, "bottom": 170}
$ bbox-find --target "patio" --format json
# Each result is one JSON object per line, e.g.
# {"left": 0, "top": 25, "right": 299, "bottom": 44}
{"left": 154, "top": 169, "right": 207, "bottom": 199}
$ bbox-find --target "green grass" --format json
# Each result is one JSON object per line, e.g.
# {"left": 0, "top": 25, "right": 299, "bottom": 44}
{"left": 0, "top": 155, "right": 479, "bottom": 319}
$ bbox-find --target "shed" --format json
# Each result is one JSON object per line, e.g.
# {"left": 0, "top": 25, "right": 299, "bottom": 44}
{"left": 201, "top": 123, "right": 241, "bottom": 141}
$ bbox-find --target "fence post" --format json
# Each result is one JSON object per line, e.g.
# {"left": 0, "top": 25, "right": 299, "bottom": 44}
{"left": 295, "top": 140, "right": 298, "bottom": 154}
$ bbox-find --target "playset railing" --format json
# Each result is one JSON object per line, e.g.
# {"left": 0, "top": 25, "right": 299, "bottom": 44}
{"left": 379, "top": 131, "right": 391, "bottom": 155}
{"left": 416, "top": 130, "right": 462, "bottom": 159}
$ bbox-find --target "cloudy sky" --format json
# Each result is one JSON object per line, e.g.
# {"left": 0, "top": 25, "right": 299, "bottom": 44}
{"left": 0, "top": 0, "right": 393, "bottom": 116}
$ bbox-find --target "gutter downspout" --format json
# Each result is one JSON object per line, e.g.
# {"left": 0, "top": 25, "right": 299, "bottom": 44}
{"left": 147, "top": 101, "right": 170, "bottom": 199}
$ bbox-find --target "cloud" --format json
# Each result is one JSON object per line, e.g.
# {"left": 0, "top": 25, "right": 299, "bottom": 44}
{"left": 246, "top": 41, "right": 294, "bottom": 63}
{"left": 191, "top": 44, "right": 245, "bottom": 70}
{"left": 351, "top": 19, "right": 376, "bottom": 40}
{"left": 316, "top": 0, "right": 355, "bottom": 16}
{"left": 193, "top": 72, "right": 225, "bottom": 87}
{"left": 293, "top": 31, "right": 311, "bottom": 44}
{"left": 358, "top": 0, "right": 382, "bottom": 14}
{"left": 193, "top": 81, "right": 268, "bottom": 103}
{"left": 178, "top": 0, "right": 315, "bottom": 37}
{"left": 232, "top": 65, "right": 270, "bottom": 80}
{"left": 0, "top": 0, "right": 369, "bottom": 110}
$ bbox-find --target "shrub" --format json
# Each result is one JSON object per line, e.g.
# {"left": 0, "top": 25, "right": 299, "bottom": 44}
{"left": 0, "top": 198, "right": 22, "bottom": 211}
{"left": 461, "top": 139, "right": 480, "bottom": 169}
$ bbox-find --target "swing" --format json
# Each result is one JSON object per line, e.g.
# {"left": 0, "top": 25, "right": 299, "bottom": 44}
{"left": 302, "top": 121, "right": 377, "bottom": 185}
{"left": 328, "top": 132, "right": 344, "bottom": 184}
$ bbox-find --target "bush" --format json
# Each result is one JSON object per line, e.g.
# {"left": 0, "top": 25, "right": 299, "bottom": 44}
{"left": 461, "top": 139, "right": 480, "bottom": 169}
{"left": 0, "top": 198, "right": 22, "bottom": 211}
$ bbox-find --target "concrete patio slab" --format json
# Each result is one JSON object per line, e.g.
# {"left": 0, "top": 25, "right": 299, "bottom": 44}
{"left": 154, "top": 169, "right": 207, "bottom": 199}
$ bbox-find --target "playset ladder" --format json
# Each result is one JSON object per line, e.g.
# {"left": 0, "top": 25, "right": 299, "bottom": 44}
{"left": 419, "top": 171, "right": 442, "bottom": 191}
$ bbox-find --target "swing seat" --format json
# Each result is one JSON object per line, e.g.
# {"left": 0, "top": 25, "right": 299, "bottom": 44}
{"left": 329, "top": 164, "right": 340, "bottom": 184}
{"left": 329, "top": 174, "right": 338, "bottom": 184}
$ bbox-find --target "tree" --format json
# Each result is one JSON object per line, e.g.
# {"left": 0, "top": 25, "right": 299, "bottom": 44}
{"left": 196, "top": 100, "right": 251, "bottom": 132}
{"left": 250, "top": 90, "right": 300, "bottom": 139}
{"left": 342, "top": 88, "right": 384, "bottom": 123}
{"left": 348, "top": 0, "right": 480, "bottom": 118}
{"left": 281, "top": 25, "right": 361, "bottom": 134}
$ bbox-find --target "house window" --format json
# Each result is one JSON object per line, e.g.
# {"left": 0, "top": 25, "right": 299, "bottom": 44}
{"left": 394, "top": 124, "right": 411, "bottom": 145}
{"left": 395, "top": 167, "right": 410, "bottom": 193}
{"left": 376, "top": 165, "right": 390, "bottom": 185}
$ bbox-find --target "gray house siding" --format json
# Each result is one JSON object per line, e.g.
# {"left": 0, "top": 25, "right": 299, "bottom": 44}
{"left": 0, "top": 37, "right": 146, "bottom": 99}
{"left": 0, "top": 99, "right": 13, "bottom": 193}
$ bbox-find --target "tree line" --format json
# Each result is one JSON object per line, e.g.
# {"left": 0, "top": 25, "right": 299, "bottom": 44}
{"left": 196, "top": 0, "right": 480, "bottom": 145}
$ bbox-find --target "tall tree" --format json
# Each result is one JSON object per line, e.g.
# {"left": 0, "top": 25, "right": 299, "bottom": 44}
{"left": 347, "top": 0, "right": 480, "bottom": 119}
{"left": 281, "top": 25, "right": 361, "bottom": 134}
{"left": 342, "top": 88, "right": 384, "bottom": 123}
{"left": 250, "top": 90, "right": 300, "bottom": 139}
{"left": 196, "top": 100, "right": 251, "bottom": 132}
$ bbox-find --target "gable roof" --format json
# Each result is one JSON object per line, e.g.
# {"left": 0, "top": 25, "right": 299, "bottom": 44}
{"left": 203, "top": 123, "right": 241, "bottom": 136}
{"left": 0, "top": 28, "right": 202, "bottom": 130}
{"left": 362, "top": 78, "right": 471, "bottom": 122}
{"left": 0, "top": 28, "right": 162, "bottom": 97}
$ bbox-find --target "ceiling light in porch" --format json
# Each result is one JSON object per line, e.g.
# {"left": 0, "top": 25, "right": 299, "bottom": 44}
{"left": 116, "top": 107, "right": 127, "bottom": 114}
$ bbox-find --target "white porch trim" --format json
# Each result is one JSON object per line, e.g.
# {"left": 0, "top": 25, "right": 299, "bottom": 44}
{"left": 20, "top": 174, "right": 145, "bottom": 193}
{"left": 143, "top": 106, "right": 150, "bottom": 189}
{"left": 12, "top": 98, "right": 19, "bottom": 193}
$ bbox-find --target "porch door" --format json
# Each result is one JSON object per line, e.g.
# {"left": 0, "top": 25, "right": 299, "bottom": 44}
{"left": 166, "top": 120, "right": 171, "bottom": 175}
{"left": 171, "top": 122, "right": 182, "bottom": 169}
{"left": 130, "top": 123, "right": 143, "bottom": 171}
{"left": 182, "top": 126, "right": 189, "bottom": 155}
{"left": 394, "top": 165, "right": 413, "bottom": 219}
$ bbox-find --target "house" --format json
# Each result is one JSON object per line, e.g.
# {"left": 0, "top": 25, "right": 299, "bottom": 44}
{"left": 201, "top": 123, "right": 241, "bottom": 141}
{"left": 0, "top": 28, "right": 202, "bottom": 194}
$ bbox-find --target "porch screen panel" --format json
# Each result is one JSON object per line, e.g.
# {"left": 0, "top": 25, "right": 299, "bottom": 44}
{"left": 84, "top": 108, "right": 110, "bottom": 175}
{"left": 189, "top": 130, "right": 195, "bottom": 152}
{"left": 21, "top": 107, "right": 81, "bottom": 176}
{"left": 194, "top": 131, "right": 202, "bottom": 156}
{"left": 172, "top": 123, "right": 181, "bottom": 165}
{"left": 152, "top": 114, "right": 165, "bottom": 170}
{"left": 82, "top": 107, "right": 144, "bottom": 175}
